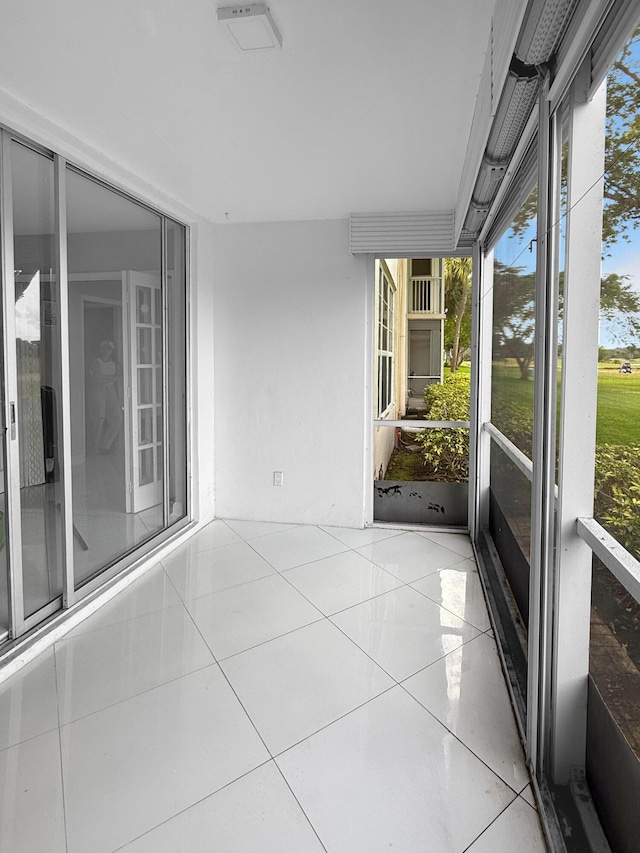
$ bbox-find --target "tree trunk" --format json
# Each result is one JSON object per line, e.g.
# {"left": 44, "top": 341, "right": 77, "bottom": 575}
{"left": 450, "top": 281, "right": 469, "bottom": 374}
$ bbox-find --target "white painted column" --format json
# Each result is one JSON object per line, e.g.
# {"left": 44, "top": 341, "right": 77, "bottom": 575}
{"left": 551, "top": 69, "right": 606, "bottom": 783}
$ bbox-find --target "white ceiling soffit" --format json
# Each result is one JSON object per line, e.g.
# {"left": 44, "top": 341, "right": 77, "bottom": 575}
{"left": 349, "top": 211, "right": 455, "bottom": 256}
{"left": 0, "top": 1, "right": 496, "bottom": 225}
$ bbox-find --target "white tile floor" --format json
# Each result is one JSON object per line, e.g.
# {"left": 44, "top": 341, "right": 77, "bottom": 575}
{"left": 0, "top": 520, "right": 548, "bottom": 853}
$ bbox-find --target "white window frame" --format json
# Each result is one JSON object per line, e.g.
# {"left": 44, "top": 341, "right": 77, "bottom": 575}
{"left": 376, "top": 265, "right": 396, "bottom": 418}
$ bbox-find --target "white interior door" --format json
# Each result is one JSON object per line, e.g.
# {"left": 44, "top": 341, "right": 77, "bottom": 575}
{"left": 122, "top": 271, "right": 163, "bottom": 513}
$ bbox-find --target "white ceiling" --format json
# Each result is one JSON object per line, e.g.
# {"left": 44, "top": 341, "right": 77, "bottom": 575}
{"left": 0, "top": 0, "right": 496, "bottom": 225}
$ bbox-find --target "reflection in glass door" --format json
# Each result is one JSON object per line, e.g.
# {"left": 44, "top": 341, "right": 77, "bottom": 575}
{"left": 12, "top": 142, "right": 64, "bottom": 621}
{"left": 0, "top": 131, "right": 188, "bottom": 646}
{"left": 123, "top": 272, "right": 163, "bottom": 513}
{"left": 66, "top": 168, "right": 164, "bottom": 588}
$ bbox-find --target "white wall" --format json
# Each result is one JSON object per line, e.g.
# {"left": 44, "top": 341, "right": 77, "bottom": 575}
{"left": 213, "top": 219, "right": 368, "bottom": 527}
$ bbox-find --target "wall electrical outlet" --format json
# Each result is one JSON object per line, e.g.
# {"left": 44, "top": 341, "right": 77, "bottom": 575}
{"left": 273, "top": 471, "right": 284, "bottom": 486}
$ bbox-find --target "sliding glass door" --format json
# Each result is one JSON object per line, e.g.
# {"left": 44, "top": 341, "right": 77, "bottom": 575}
{"left": 12, "top": 142, "right": 65, "bottom": 621}
{"left": 0, "top": 129, "right": 189, "bottom": 645}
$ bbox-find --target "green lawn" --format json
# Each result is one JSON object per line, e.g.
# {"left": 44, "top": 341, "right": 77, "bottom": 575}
{"left": 491, "top": 361, "right": 640, "bottom": 446}
{"left": 596, "top": 365, "right": 640, "bottom": 444}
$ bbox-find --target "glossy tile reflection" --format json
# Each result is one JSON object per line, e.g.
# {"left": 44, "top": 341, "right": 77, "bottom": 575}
{"left": 0, "top": 522, "right": 545, "bottom": 852}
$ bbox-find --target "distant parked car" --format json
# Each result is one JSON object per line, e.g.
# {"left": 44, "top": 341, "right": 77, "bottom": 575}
{"left": 619, "top": 361, "right": 632, "bottom": 373}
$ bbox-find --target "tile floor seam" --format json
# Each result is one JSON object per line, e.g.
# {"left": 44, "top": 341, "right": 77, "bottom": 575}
{"left": 56, "top": 660, "right": 220, "bottom": 731}
{"left": 212, "top": 613, "right": 326, "bottom": 664}
{"left": 162, "top": 534, "right": 279, "bottom": 607}
{"left": 312, "top": 582, "right": 408, "bottom": 619}
{"left": 459, "top": 791, "right": 523, "bottom": 853}
{"left": 352, "top": 548, "right": 471, "bottom": 584}
{"left": 0, "top": 721, "right": 61, "bottom": 755}
{"left": 317, "top": 526, "right": 402, "bottom": 548}
{"left": 321, "top": 574, "right": 488, "bottom": 683}
{"left": 165, "top": 563, "right": 280, "bottom": 605}
{"left": 54, "top": 599, "right": 187, "bottom": 643}
{"left": 52, "top": 645, "right": 71, "bottom": 853}
{"left": 219, "top": 625, "right": 399, "bottom": 758}
{"left": 216, "top": 661, "right": 276, "bottom": 760}
{"left": 273, "top": 559, "right": 370, "bottom": 617}
{"left": 271, "top": 681, "right": 400, "bottom": 761}
{"left": 223, "top": 519, "right": 302, "bottom": 541}
{"left": 177, "top": 569, "right": 326, "bottom": 659}
{"left": 396, "top": 677, "right": 528, "bottom": 796}
{"left": 176, "top": 584, "right": 286, "bottom": 759}
{"left": 160, "top": 560, "right": 186, "bottom": 602}
{"left": 517, "top": 793, "right": 539, "bottom": 812}
{"left": 109, "top": 756, "right": 276, "bottom": 853}
{"left": 271, "top": 759, "right": 330, "bottom": 853}
{"left": 407, "top": 581, "right": 491, "bottom": 633}
{"left": 323, "top": 613, "right": 405, "bottom": 684}
{"left": 241, "top": 533, "right": 351, "bottom": 574}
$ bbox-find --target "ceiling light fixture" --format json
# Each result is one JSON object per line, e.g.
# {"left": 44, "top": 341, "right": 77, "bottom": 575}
{"left": 217, "top": 3, "right": 282, "bottom": 53}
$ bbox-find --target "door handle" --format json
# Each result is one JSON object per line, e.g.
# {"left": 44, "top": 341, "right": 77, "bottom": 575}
{"left": 10, "top": 401, "right": 16, "bottom": 440}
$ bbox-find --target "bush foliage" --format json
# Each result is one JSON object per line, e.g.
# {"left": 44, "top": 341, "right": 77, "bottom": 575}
{"left": 492, "top": 397, "right": 640, "bottom": 560}
{"left": 594, "top": 444, "right": 640, "bottom": 561}
{"left": 417, "top": 374, "right": 470, "bottom": 482}
{"left": 422, "top": 379, "right": 640, "bottom": 558}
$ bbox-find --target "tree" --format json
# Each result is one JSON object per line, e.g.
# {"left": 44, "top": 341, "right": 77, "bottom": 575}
{"left": 603, "top": 29, "right": 640, "bottom": 250}
{"left": 492, "top": 261, "right": 536, "bottom": 380}
{"left": 493, "top": 265, "right": 640, "bottom": 379}
{"left": 512, "top": 28, "right": 640, "bottom": 253}
{"left": 444, "top": 257, "right": 472, "bottom": 372}
{"left": 507, "top": 28, "right": 640, "bottom": 348}
{"left": 599, "top": 272, "right": 640, "bottom": 341}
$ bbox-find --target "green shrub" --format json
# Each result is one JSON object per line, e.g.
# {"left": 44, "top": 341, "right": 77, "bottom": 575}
{"left": 490, "top": 398, "right": 534, "bottom": 457}
{"left": 417, "top": 374, "right": 470, "bottom": 481}
{"left": 594, "top": 444, "right": 640, "bottom": 561}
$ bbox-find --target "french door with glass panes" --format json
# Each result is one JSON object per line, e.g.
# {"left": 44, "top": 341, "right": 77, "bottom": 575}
{"left": 123, "top": 271, "right": 163, "bottom": 513}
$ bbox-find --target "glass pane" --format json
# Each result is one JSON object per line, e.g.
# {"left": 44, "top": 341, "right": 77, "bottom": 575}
{"left": 136, "top": 286, "right": 151, "bottom": 324}
{"left": 590, "top": 558, "right": 640, "bottom": 759}
{"left": 66, "top": 168, "right": 163, "bottom": 587}
{"left": 586, "top": 30, "right": 640, "bottom": 853}
{"left": 139, "top": 448, "right": 154, "bottom": 486}
{"left": 138, "top": 408, "right": 153, "bottom": 445}
{"left": 12, "top": 142, "right": 64, "bottom": 619}
{"left": 154, "top": 287, "right": 161, "bottom": 327}
{"left": 155, "top": 327, "right": 162, "bottom": 365}
{"left": 594, "top": 27, "right": 640, "bottom": 563}
{"left": 489, "top": 184, "right": 537, "bottom": 582}
{"left": 138, "top": 368, "right": 152, "bottom": 405}
{"left": 491, "top": 185, "right": 537, "bottom": 457}
{"left": 489, "top": 442, "right": 531, "bottom": 623}
{"left": 166, "top": 219, "right": 187, "bottom": 524}
{"left": 137, "top": 327, "right": 152, "bottom": 365}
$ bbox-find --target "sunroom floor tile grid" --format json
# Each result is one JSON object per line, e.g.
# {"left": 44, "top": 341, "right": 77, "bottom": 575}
{"left": 0, "top": 519, "right": 548, "bottom": 853}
